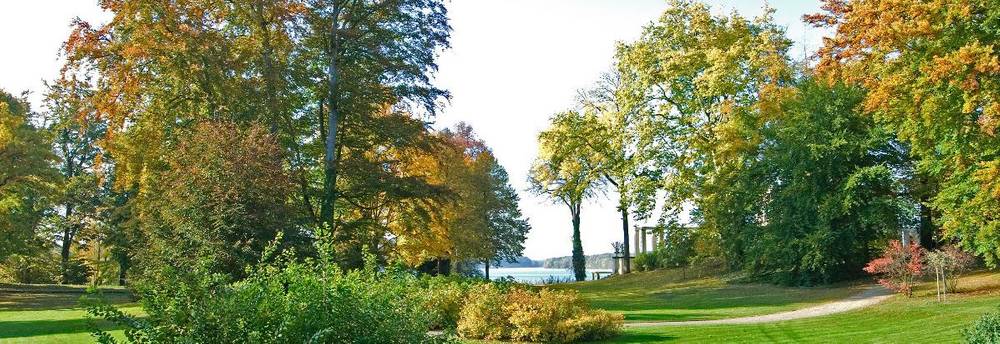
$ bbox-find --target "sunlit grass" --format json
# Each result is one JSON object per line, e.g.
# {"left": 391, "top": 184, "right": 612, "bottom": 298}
{"left": 600, "top": 271, "right": 1000, "bottom": 343}
{"left": 0, "top": 285, "right": 138, "bottom": 343}
{"left": 550, "top": 267, "right": 863, "bottom": 322}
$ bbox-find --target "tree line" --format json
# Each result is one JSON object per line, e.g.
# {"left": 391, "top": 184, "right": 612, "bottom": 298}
{"left": 531, "top": 0, "right": 1000, "bottom": 285}
{"left": 1, "top": 0, "right": 529, "bottom": 285}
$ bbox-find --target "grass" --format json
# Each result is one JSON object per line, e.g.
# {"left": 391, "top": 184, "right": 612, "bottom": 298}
{"left": 595, "top": 271, "right": 1000, "bottom": 343}
{"left": 0, "top": 284, "right": 138, "bottom": 343}
{"left": 550, "top": 267, "right": 864, "bottom": 322}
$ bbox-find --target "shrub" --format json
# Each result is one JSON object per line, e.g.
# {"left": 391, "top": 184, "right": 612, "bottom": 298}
{"left": 456, "top": 283, "right": 511, "bottom": 340}
{"left": 634, "top": 251, "right": 660, "bottom": 272}
{"left": 88, "top": 258, "right": 433, "bottom": 343}
{"left": 457, "top": 284, "right": 623, "bottom": 343}
{"left": 419, "top": 275, "right": 480, "bottom": 330}
{"left": 963, "top": 310, "right": 1000, "bottom": 344}
{"left": 1, "top": 253, "right": 60, "bottom": 284}
{"left": 61, "top": 257, "right": 93, "bottom": 285}
{"left": 942, "top": 245, "right": 977, "bottom": 292}
{"left": 863, "top": 240, "right": 924, "bottom": 296}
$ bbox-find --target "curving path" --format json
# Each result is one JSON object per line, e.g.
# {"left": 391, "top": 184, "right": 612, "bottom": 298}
{"left": 626, "top": 285, "right": 893, "bottom": 328}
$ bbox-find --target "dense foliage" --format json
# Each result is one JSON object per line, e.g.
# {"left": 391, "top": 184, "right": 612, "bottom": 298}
{"left": 807, "top": 0, "right": 1000, "bottom": 266}
{"left": 88, "top": 256, "right": 435, "bottom": 343}
{"left": 964, "top": 309, "right": 1000, "bottom": 344}
{"left": 864, "top": 240, "right": 925, "bottom": 296}
{"left": 456, "top": 283, "right": 623, "bottom": 343}
{"left": 532, "top": 0, "right": 990, "bottom": 285}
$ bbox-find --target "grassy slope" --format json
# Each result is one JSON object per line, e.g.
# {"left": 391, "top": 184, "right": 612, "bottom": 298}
{"left": 600, "top": 272, "right": 1000, "bottom": 343}
{"left": 551, "top": 267, "right": 863, "bottom": 322}
{"left": 0, "top": 285, "right": 137, "bottom": 343}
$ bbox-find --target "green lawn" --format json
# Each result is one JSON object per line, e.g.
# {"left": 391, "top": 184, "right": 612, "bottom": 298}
{"left": 596, "top": 271, "right": 1000, "bottom": 343}
{"left": 551, "top": 267, "right": 864, "bottom": 322}
{"left": 0, "top": 285, "right": 138, "bottom": 343}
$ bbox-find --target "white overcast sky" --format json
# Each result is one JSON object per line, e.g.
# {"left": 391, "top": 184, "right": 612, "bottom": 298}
{"left": 0, "top": 1, "right": 828, "bottom": 260}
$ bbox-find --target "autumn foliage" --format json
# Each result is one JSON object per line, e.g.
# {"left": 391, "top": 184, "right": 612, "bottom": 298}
{"left": 864, "top": 240, "right": 925, "bottom": 296}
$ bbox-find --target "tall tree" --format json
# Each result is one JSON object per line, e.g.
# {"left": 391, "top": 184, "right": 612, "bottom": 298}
{"left": 43, "top": 81, "right": 106, "bottom": 283}
{"left": 305, "top": 0, "right": 451, "bottom": 238}
{"left": 577, "top": 70, "right": 659, "bottom": 273}
{"left": 529, "top": 111, "right": 603, "bottom": 282}
{"left": 0, "top": 90, "right": 58, "bottom": 262}
{"left": 616, "top": 0, "right": 794, "bottom": 268}
{"left": 807, "top": 0, "right": 1000, "bottom": 265}
{"left": 60, "top": 0, "right": 454, "bottom": 270}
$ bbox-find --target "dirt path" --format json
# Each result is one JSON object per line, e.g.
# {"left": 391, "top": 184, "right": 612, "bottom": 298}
{"left": 626, "top": 285, "right": 893, "bottom": 328}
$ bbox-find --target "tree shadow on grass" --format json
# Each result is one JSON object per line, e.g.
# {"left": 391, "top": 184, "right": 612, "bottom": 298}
{"left": 0, "top": 318, "right": 120, "bottom": 339}
{"left": 0, "top": 292, "right": 133, "bottom": 311}
{"left": 592, "top": 333, "right": 679, "bottom": 343}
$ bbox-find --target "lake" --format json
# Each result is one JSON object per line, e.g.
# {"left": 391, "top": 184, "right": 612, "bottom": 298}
{"left": 483, "top": 267, "right": 613, "bottom": 284}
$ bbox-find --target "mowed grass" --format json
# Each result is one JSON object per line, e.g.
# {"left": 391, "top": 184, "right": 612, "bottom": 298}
{"left": 0, "top": 285, "right": 139, "bottom": 343}
{"left": 598, "top": 271, "right": 1000, "bottom": 343}
{"left": 550, "top": 267, "right": 864, "bottom": 322}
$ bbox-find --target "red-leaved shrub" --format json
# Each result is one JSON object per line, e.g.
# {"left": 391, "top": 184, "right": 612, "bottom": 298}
{"left": 864, "top": 240, "right": 925, "bottom": 296}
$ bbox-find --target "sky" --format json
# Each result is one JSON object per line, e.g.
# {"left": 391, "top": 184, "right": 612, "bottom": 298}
{"left": 0, "top": 0, "right": 829, "bottom": 260}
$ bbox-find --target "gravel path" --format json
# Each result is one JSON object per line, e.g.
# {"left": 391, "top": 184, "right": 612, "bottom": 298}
{"left": 626, "top": 285, "right": 893, "bottom": 328}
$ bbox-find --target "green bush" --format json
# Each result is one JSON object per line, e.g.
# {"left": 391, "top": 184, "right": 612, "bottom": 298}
{"left": 61, "top": 257, "right": 93, "bottom": 284}
{"left": 1, "top": 253, "right": 60, "bottom": 284}
{"left": 964, "top": 310, "right": 1000, "bottom": 344}
{"left": 88, "top": 259, "right": 434, "bottom": 343}
{"left": 419, "top": 275, "right": 481, "bottom": 330}
{"left": 457, "top": 284, "right": 623, "bottom": 343}
{"left": 634, "top": 251, "right": 661, "bottom": 272}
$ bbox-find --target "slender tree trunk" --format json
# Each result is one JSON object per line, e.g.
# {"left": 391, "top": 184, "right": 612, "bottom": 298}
{"left": 484, "top": 260, "right": 490, "bottom": 280}
{"left": 620, "top": 207, "right": 631, "bottom": 273}
{"left": 117, "top": 256, "right": 129, "bottom": 286}
{"left": 571, "top": 203, "right": 585, "bottom": 282}
{"left": 320, "top": 6, "right": 342, "bottom": 234}
{"left": 60, "top": 215, "right": 73, "bottom": 284}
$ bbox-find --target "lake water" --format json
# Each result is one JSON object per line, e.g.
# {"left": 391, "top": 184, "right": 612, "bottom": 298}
{"left": 483, "top": 267, "right": 613, "bottom": 284}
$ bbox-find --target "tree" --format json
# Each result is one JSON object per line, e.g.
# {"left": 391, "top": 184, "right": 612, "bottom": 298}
{"left": 478, "top": 153, "right": 531, "bottom": 279}
{"left": 304, "top": 0, "right": 451, "bottom": 238}
{"left": 529, "top": 111, "right": 603, "bottom": 281}
{"left": 389, "top": 123, "right": 528, "bottom": 277}
{"left": 0, "top": 90, "right": 58, "bottom": 262}
{"left": 60, "top": 0, "right": 454, "bottom": 270}
{"left": 807, "top": 0, "right": 1000, "bottom": 265}
{"left": 42, "top": 80, "right": 106, "bottom": 284}
{"left": 577, "top": 70, "right": 660, "bottom": 274}
{"left": 138, "top": 121, "right": 301, "bottom": 279}
{"left": 616, "top": 0, "right": 794, "bottom": 270}
{"left": 736, "top": 78, "right": 911, "bottom": 284}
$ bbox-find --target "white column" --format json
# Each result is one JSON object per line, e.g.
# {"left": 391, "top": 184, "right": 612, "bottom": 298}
{"left": 641, "top": 229, "right": 647, "bottom": 253}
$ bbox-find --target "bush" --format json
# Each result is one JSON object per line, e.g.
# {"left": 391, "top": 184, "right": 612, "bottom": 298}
{"left": 633, "top": 251, "right": 660, "bottom": 272}
{"left": 1, "top": 253, "right": 60, "bottom": 284}
{"left": 863, "top": 240, "right": 924, "bottom": 296}
{"left": 964, "top": 310, "right": 1000, "bottom": 344}
{"left": 61, "top": 257, "right": 93, "bottom": 284}
{"left": 457, "top": 284, "right": 623, "bottom": 343}
{"left": 419, "top": 275, "right": 481, "bottom": 330}
{"left": 88, "top": 258, "right": 434, "bottom": 343}
{"left": 456, "top": 283, "right": 512, "bottom": 340}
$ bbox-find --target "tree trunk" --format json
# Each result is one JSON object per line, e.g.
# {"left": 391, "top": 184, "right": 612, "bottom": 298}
{"left": 117, "top": 256, "right": 129, "bottom": 286}
{"left": 918, "top": 198, "right": 936, "bottom": 249}
{"left": 620, "top": 207, "right": 631, "bottom": 273}
{"left": 60, "top": 204, "right": 74, "bottom": 284}
{"left": 571, "top": 204, "right": 585, "bottom": 282}
{"left": 484, "top": 260, "right": 490, "bottom": 280}
{"left": 320, "top": 6, "right": 342, "bottom": 234}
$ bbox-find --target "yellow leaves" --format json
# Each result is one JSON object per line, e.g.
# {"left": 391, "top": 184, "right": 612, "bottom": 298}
{"left": 975, "top": 160, "right": 1000, "bottom": 200}
{"left": 0, "top": 103, "right": 18, "bottom": 149}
